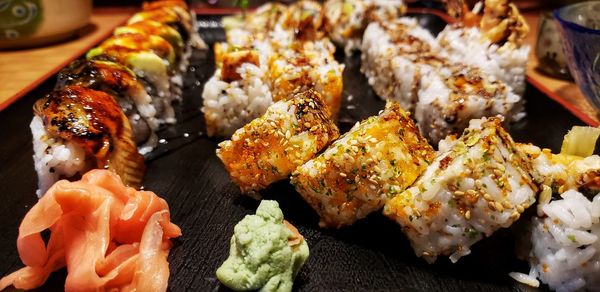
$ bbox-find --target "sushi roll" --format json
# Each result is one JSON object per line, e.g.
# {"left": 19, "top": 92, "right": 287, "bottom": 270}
{"left": 361, "top": 18, "right": 524, "bottom": 143}
{"left": 414, "top": 63, "right": 523, "bottom": 143}
{"left": 86, "top": 33, "right": 177, "bottom": 123}
{"left": 526, "top": 190, "right": 600, "bottom": 291}
{"left": 201, "top": 48, "right": 273, "bottom": 137}
{"left": 31, "top": 86, "right": 145, "bottom": 197}
{"left": 114, "top": 20, "right": 187, "bottom": 71}
{"left": 523, "top": 126, "right": 600, "bottom": 195}
{"left": 383, "top": 117, "right": 538, "bottom": 263}
{"left": 507, "top": 126, "right": 600, "bottom": 290}
{"left": 131, "top": 0, "right": 206, "bottom": 50}
{"left": 267, "top": 39, "right": 344, "bottom": 117}
{"left": 277, "top": 0, "right": 325, "bottom": 42}
{"left": 360, "top": 19, "right": 441, "bottom": 112}
{"left": 438, "top": 0, "right": 530, "bottom": 95}
{"left": 222, "top": 2, "right": 287, "bottom": 34}
{"left": 323, "top": 0, "right": 406, "bottom": 54}
{"left": 55, "top": 59, "right": 160, "bottom": 153}
{"left": 291, "top": 101, "right": 435, "bottom": 228}
{"left": 217, "top": 89, "right": 339, "bottom": 194}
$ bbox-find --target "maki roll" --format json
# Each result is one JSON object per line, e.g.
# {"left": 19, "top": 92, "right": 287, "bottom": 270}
{"left": 277, "top": 0, "right": 325, "bottom": 42}
{"left": 414, "top": 63, "right": 522, "bottom": 143}
{"left": 361, "top": 18, "right": 524, "bottom": 143}
{"left": 361, "top": 19, "right": 441, "bottom": 112}
{"left": 31, "top": 86, "right": 144, "bottom": 197}
{"left": 56, "top": 59, "right": 160, "bottom": 153}
{"left": 291, "top": 101, "right": 434, "bottom": 228}
{"left": 114, "top": 20, "right": 187, "bottom": 71}
{"left": 524, "top": 189, "right": 600, "bottom": 291}
{"left": 267, "top": 39, "right": 344, "bottom": 117}
{"left": 202, "top": 48, "right": 273, "bottom": 137}
{"left": 222, "top": 2, "right": 287, "bottom": 34}
{"left": 217, "top": 89, "right": 339, "bottom": 194}
{"left": 383, "top": 117, "right": 538, "bottom": 263}
{"left": 508, "top": 126, "right": 600, "bottom": 291}
{"left": 324, "top": 0, "right": 406, "bottom": 54}
{"left": 438, "top": 0, "right": 530, "bottom": 95}
{"left": 87, "top": 33, "right": 177, "bottom": 123}
{"left": 131, "top": 0, "right": 206, "bottom": 50}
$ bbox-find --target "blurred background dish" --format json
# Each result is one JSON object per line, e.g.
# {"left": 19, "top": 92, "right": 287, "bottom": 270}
{"left": 535, "top": 11, "right": 572, "bottom": 79}
{"left": 554, "top": 1, "right": 600, "bottom": 109}
{"left": 0, "top": 0, "right": 92, "bottom": 49}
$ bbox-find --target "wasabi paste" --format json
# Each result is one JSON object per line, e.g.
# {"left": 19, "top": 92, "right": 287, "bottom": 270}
{"left": 216, "top": 200, "right": 309, "bottom": 292}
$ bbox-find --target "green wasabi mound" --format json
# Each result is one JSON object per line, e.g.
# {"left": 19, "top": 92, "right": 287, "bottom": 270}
{"left": 216, "top": 200, "right": 310, "bottom": 292}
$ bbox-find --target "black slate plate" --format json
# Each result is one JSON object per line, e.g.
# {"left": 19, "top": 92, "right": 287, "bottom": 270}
{"left": 0, "top": 12, "right": 588, "bottom": 292}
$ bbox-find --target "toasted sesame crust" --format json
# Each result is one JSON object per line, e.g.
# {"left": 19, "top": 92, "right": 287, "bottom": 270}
{"left": 217, "top": 89, "right": 339, "bottom": 193}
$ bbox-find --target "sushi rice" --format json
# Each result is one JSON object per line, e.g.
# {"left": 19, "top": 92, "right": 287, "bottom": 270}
{"left": 30, "top": 116, "right": 88, "bottom": 197}
{"left": 529, "top": 190, "right": 600, "bottom": 292}
{"left": 437, "top": 26, "right": 529, "bottom": 96}
{"left": 384, "top": 117, "right": 538, "bottom": 263}
{"left": 361, "top": 18, "right": 524, "bottom": 143}
{"left": 291, "top": 101, "right": 434, "bottom": 228}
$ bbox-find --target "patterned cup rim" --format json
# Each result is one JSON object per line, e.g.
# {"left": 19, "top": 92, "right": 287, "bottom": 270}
{"left": 553, "top": 1, "right": 600, "bottom": 35}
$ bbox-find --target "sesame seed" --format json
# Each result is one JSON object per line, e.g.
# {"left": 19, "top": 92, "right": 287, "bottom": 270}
{"left": 369, "top": 138, "right": 378, "bottom": 143}
{"left": 488, "top": 202, "right": 496, "bottom": 211}
{"left": 510, "top": 211, "right": 520, "bottom": 220}
{"left": 502, "top": 201, "right": 512, "bottom": 209}
{"left": 516, "top": 205, "right": 525, "bottom": 213}
{"left": 466, "top": 190, "right": 476, "bottom": 196}
{"left": 483, "top": 194, "right": 493, "bottom": 201}
{"left": 369, "top": 184, "right": 377, "bottom": 190}
{"left": 495, "top": 202, "right": 504, "bottom": 212}
{"left": 350, "top": 139, "right": 358, "bottom": 145}
{"left": 475, "top": 180, "right": 483, "bottom": 188}
{"left": 454, "top": 191, "right": 465, "bottom": 196}
{"left": 464, "top": 210, "right": 471, "bottom": 220}
{"left": 340, "top": 173, "right": 347, "bottom": 177}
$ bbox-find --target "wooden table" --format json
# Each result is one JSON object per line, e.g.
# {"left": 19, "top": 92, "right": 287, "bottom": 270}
{"left": 0, "top": 7, "right": 135, "bottom": 111}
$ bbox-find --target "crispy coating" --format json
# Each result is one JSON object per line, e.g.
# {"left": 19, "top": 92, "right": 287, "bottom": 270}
{"left": 291, "top": 101, "right": 435, "bottom": 228}
{"left": 217, "top": 89, "right": 339, "bottom": 193}
{"left": 383, "top": 117, "right": 537, "bottom": 262}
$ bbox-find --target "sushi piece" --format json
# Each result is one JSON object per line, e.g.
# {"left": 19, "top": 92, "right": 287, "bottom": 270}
{"left": 383, "top": 117, "right": 538, "bottom": 263}
{"left": 361, "top": 18, "right": 523, "bottom": 143}
{"left": 508, "top": 126, "right": 600, "bottom": 291}
{"left": 217, "top": 89, "right": 339, "bottom": 194}
{"left": 291, "top": 101, "right": 435, "bottom": 228}
{"left": 267, "top": 39, "right": 344, "bottom": 117}
{"left": 523, "top": 126, "right": 600, "bottom": 195}
{"left": 414, "top": 63, "right": 522, "bottom": 143}
{"left": 526, "top": 189, "right": 600, "bottom": 292}
{"left": 361, "top": 19, "right": 442, "bottom": 112}
{"left": 277, "top": 0, "right": 326, "bottom": 41}
{"left": 56, "top": 59, "right": 160, "bottom": 152}
{"left": 323, "top": 0, "right": 406, "bottom": 54}
{"left": 114, "top": 20, "right": 187, "bottom": 71}
{"left": 86, "top": 34, "right": 177, "bottom": 123}
{"left": 222, "top": 2, "right": 287, "bottom": 34}
{"left": 438, "top": 0, "right": 529, "bottom": 95}
{"left": 0, "top": 169, "right": 181, "bottom": 291}
{"left": 131, "top": 0, "right": 206, "bottom": 50}
{"left": 31, "top": 86, "right": 144, "bottom": 196}
{"left": 201, "top": 48, "right": 273, "bottom": 137}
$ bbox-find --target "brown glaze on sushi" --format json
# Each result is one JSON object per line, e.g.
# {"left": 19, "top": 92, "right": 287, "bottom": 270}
{"left": 33, "top": 86, "right": 145, "bottom": 188}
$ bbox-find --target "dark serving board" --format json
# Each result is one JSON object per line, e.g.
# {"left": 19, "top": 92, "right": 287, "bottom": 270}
{"left": 0, "top": 12, "right": 588, "bottom": 292}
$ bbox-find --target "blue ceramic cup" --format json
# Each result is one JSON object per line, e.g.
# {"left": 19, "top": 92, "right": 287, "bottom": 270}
{"left": 554, "top": 1, "right": 600, "bottom": 109}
